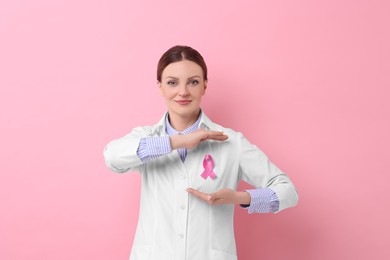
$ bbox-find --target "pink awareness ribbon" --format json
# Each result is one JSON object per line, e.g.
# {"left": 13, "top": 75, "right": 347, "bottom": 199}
{"left": 201, "top": 154, "right": 217, "bottom": 180}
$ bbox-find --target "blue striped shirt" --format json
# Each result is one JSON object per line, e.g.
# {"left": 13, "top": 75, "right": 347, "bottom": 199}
{"left": 136, "top": 112, "right": 279, "bottom": 213}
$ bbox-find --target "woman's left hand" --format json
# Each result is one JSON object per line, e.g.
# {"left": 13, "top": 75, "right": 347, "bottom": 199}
{"left": 186, "top": 188, "right": 251, "bottom": 206}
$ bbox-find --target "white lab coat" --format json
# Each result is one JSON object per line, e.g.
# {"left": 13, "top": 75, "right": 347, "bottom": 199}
{"left": 103, "top": 112, "right": 298, "bottom": 260}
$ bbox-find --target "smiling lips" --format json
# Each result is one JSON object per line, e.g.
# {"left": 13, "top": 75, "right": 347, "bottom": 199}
{"left": 176, "top": 100, "right": 192, "bottom": 105}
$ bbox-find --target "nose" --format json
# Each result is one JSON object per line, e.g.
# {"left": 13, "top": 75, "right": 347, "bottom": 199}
{"left": 178, "top": 84, "right": 189, "bottom": 97}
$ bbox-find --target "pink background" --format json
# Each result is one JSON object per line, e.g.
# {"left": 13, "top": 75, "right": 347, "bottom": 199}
{"left": 1, "top": 1, "right": 389, "bottom": 259}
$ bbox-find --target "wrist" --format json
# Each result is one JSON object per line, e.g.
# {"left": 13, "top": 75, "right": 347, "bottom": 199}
{"left": 170, "top": 135, "right": 183, "bottom": 150}
{"left": 236, "top": 191, "right": 251, "bottom": 205}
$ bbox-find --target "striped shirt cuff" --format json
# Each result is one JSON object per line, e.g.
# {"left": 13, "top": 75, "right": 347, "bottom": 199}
{"left": 137, "top": 136, "right": 172, "bottom": 162}
{"left": 243, "top": 188, "right": 280, "bottom": 214}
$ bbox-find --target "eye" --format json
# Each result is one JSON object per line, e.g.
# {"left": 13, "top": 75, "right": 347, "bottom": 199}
{"left": 188, "top": 80, "right": 199, "bottom": 85}
{"left": 167, "top": 80, "right": 177, "bottom": 86}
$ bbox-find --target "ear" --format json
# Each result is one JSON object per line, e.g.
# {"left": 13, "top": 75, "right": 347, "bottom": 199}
{"left": 203, "top": 80, "right": 208, "bottom": 95}
{"left": 157, "top": 81, "right": 162, "bottom": 95}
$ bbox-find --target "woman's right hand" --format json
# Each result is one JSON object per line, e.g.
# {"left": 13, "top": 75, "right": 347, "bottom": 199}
{"left": 170, "top": 129, "right": 228, "bottom": 150}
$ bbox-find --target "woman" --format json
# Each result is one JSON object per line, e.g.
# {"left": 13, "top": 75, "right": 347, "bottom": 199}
{"left": 103, "top": 45, "right": 298, "bottom": 260}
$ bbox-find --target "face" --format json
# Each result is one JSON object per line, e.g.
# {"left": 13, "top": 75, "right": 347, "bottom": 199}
{"left": 158, "top": 60, "right": 207, "bottom": 118}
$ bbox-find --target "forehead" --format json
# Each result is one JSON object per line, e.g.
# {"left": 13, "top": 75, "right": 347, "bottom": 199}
{"left": 162, "top": 60, "right": 203, "bottom": 78}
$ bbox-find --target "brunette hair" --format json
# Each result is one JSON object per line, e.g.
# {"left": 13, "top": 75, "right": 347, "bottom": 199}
{"left": 157, "top": 45, "right": 208, "bottom": 82}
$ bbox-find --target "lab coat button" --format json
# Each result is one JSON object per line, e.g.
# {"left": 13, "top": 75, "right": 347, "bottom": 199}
{"left": 180, "top": 205, "right": 186, "bottom": 210}
{"left": 180, "top": 175, "right": 186, "bottom": 180}
{"left": 178, "top": 233, "right": 184, "bottom": 239}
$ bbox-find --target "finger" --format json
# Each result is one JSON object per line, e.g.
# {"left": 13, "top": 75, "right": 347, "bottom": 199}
{"left": 206, "top": 131, "right": 227, "bottom": 137}
{"left": 186, "top": 188, "right": 211, "bottom": 202}
{"left": 208, "top": 192, "right": 225, "bottom": 205}
{"left": 208, "top": 196, "right": 229, "bottom": 205}
{"left": 205, "top": 132, "right": 228, "bottom": 141}
{"left": 210, "top": 199, "right": 228, "bottom": 205}
{"left": 208, "top": 135, "right": 228, "bottom": 141}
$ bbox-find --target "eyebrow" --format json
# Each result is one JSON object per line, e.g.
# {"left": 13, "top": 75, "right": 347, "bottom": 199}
{"left": 164, "top": 76, "right": 201, "bottom": 80}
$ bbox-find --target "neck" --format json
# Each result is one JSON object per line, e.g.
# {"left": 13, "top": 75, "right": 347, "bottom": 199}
{"left": 168, "top": 109, "right": 201, "bottom": 132}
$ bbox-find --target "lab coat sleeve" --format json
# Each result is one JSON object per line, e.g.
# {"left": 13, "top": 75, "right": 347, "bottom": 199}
{"left": 237, "top": 133, "right": 299, "bottom": 212}
{"left": 103, "top": 126, "right": 149, "bottom": 173}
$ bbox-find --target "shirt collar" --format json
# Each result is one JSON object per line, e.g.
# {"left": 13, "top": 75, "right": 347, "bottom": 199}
{"left": 155, "top": 109, "right": 220, "bottom": 135}
{"left": 165, "top": 111, "right": 202, "bottom": 135}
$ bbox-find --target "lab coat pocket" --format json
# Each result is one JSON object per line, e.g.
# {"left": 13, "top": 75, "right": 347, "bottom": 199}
{"left": 129, "top": 245, "right": 152, "bottom": 260}
{"left": 209, "top": 249, "right": 237, "bottom": 260}
{"left": 209, "top": 204, "right": 237, "bottom": 257}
